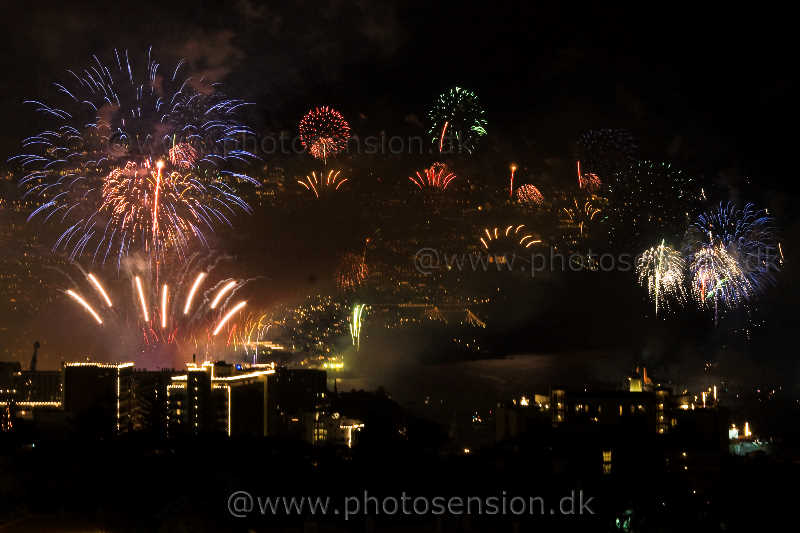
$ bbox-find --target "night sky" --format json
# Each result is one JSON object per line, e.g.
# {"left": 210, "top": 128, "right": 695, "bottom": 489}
{"left": 1, "top": 1, "right": 798, "bottom": 400}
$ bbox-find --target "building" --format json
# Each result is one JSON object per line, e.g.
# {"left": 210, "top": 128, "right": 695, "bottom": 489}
{"left": 166, "top": 362, "right": 223, "bottom": 436}
{"left": 267, "top": 367, "right": 328, "bottom": 443}
{"left": 16, "top": 370, "right": 61, "bottom": 403}
{"left": 130, "top": 369, "right": 174, "bottom": 436}
{"left": 62, "top": 362, "right": 134, "bottom": 436}
{"left": 0, "top": 362, "right": 21, "bottom": 432}
{"left": 167, "top": 361, "right": 273, "bottom": 437}
{"left": 166, "top": 363, "right": 328, "bottom": 442}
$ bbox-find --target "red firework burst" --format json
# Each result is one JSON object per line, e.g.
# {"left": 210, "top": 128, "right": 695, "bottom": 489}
{"left": 409, "top": 163, "right": 457, "bottom": 191}
{"left": 577, "top": 160, "right": 602, "bottom": 192}
{"left": 299, "top": 106, "right": 351, "bottom": 162}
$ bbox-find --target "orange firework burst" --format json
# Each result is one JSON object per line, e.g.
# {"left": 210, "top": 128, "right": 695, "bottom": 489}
{"left": 577, "top": 161, "right": 602, "bottom": 192}
{"left": 515, "top": 184, "right": 544, "bottom": 207}
{"left": 409, "top": 163, "right": 457, "bottom": 191}
{"left": 299, "top": 106, "right": 351, "bottom": 162}
{"left": 97, "top": 160, "right": 206, "bottom": 262}
{"left": 561, "top": 197, "right": 601, "bottom": 237}
{"left": 479, "top": 224, "right": 542, "bottom": 250}
{"left": 63, "top": 264, "right": 251, "bottom": 366}
{"left": 297, "top": 169, "right": 349, "bottom": 198}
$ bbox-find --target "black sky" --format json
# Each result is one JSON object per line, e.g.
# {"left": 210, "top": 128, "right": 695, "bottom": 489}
{"left": 1, "top": 1, "right": 798, "bottom": 386}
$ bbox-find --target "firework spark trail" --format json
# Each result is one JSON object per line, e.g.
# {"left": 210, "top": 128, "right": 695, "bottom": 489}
{"left": 161, "top": 284, "right": 168, "bottom": 329}
{"left": 11, "top": 48, "right": 259, "bottom": 266}
{"left": 350, "top": 304, "right": 366, "bottom": 351}
{"left": 135, "top": 276, "right": 149, "bottom": 322}
{"left": 87, "top": 273, "right": 113, "bottom": 307}
{"left": 66, "top": 290, "right": 103, "bottom": 324}
{"left": 213, "top": 301, "right": 247, "bottom": 336}
{"left": 184, "top": 272, "right": 206, "bottom": 314}
{"left": 636, "top": 240, "right": 686, "bottom": 315}
{"left": 211, "top": 280, "right": 237, "bottom": 309}
{"left": 509, "top": 164, "right": 517, "bottom": 198}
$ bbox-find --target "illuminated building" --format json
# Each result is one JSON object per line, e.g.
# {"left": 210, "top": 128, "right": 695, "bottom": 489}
{"left": 552, "top": 389, "right": 657, "bottom": 430}
{"left": 551, "top": 389, "right": 566, "bottom": 426}
{"left": 62, "top": 362, "right": 135, "bottom": 436}
{"left": 166, "top": 362, "right": 327, "bottom": 441}
{"left": 166, "top": 362, "right": 224, "bottom": 436}
{"left": 655, "top": 388, "right": 671, "bottom": 434}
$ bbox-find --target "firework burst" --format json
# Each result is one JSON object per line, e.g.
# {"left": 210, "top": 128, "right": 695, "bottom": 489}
{"left": 561, "top": 198, "right": 601, "bottom": 238}
{"left": 479, "top": 224, "right": 541, "bottom": 251}
{"left": 62, "top": 256, "right": 250, "bottom": 367}
{"left": 429, "top": 87, "right": 487, "bottom": 154}
{"left": 297, "top": 169, "right": 349, "bottom": 198}
{"left": 233, "top": 312, "right": 279, "bottom": 364}
{"left": 577, "top": 161, "right": 602, "bottom": 192}
{"left": 607, "top": 160, "right": 699, "bottom": 247}
{"left": 299, "top": 106, "right": 351, "bottom": 162}
{"left": 336, "top": 252, "right": 368, "bottom": 291}
{"left": 12, "top": 48, "right": 259, "bottom": 266}
{"left": 636, "top": 239, "right": 686, "bottom": 315}
{"left": 515, "top": 184, "right": 544, "bottom": 207}
{"left": 409, "top": 163, "right": 457, "bottom": 191}
{"left": 689, "top": 244, "right": 751, "bottom": 315}
{"left": 687, "top": 202, "right": 779, "bottom": 320}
